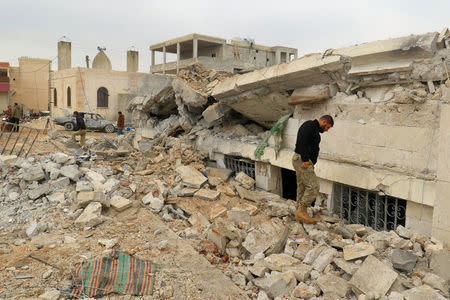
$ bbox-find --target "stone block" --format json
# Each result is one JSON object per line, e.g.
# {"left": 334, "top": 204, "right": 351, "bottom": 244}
{"left": 282, "top": 263, "right": 313, "bottom": 282}
{"left": 343, "top": 242, "right": 376, "bottom": 260}
{"left": 430, "top": 250, "right": 450, "bottom": 281}
{"left": 47, "top": 192, "right": 65, "bottom": 203}
{"left": 60, "top": 165, "right": 81, "bottom": 181}
{"left": 292, "top": 282, "right": 320, "bottom": 299}
{"left": 395, "top": 225, "right": 412, "bottom": 239}
{"left": 422, "top": 272, "right": 448, "bottom": 296}
{"left": 388, "top": 291, "right": 404, "bottom": 300}
{"left": 227, "top": 209, "right": 251, "bottom": 225}
{"left": 206, "top": 167, "right": 232, "bottom": 181}
{"left": 207, "top": 176, "right": 223, "bottom": 187}
{"left": 235, "top": 172, "right": 255, "bottom": 189}
{"left": 52, "top": 177, "right": 71, "bottom": 190}
{"left": 303, "top": 246, "right": 326, "bottom": 265}
{"left": 242, "top": 220, "right": 285, "bottom": 255}
{"left": 206, "top": 227, "right": 228, "bottom": 252}
{"left": 26, "top": 220, "right": 48, "bottom": 237}
{"left": 349, "top": 255, "right": 398, "bottom": 296}
{"left": 178, "top": 187, "right": 198, "bottom": 196}
{"left": 76, "top": 180, "right": 93, "bottom": 192}
{"left": 333, "top": 257, "right": 359, "bottom": 275}
{"left": 252, "top": 271, "right": 297, "bottom": 299}
{"left": 208, "top": 204, "right": 227, "bottom": 220}
{"left": 28, "top": 183, "right": 50, "bottom": 200}
{"left": 77, "top": 191, "right": 109, "bottom": 208}
{"left": 141, "top": 192, "right": 164, "bottom": 212}
{"left": 334, "top": 225, "right": 355, "bottom": 239}
{"left": 38, "top": 289, "right": 61, "bottom": 300}
{"left": 235, "top": 185, "right": 280, "bottom": 202}
{"left": 52, "top": 152, "right": 70, "bottom": 164}
{"left": 266, "top": 200, "right": 295, "bottom": 218}
{"left": 202, "top": 102, "right": 231, "bottom": 123}
{"left": 23, "top": 164, "right": 46, "bottom": 181}
{"left": 194, "top": 189, "right": 220, "bottom": 201}
{"left": 188, "top": 212, "right": 210, "bottom": 231}
{"left": 402, "top": 285, "right": 447, "bottom": 300}
{"left": 85, "top": 170, "right": 106, "bottom": 190}
{"left": 389, "top": 249, "right": 417, "bottom": 273}
{"left": 249, "top": 263, "right": 269, "bottom": 277}
{"left": 264, "top": 254, "right": 301, "bottom": 271}
{"left": 216, "top": 184, "right": 236, "bottom": 196}
{"left": 104, "top": 178, "right": 120, "bottom": 193}
{"left": 176, "top": 166, "right": 207, "bottom": 188}
{"left": 110, "top": 195, "right": 132, "bottom": 212}
{"left": 74, "top": 202, "right": 103, "bottom": 227}
{"left": 312, "top": 247, "right": 337, "bottom": 272}
{"left": 316, "top": 274, "right": 350, "bottom": 298}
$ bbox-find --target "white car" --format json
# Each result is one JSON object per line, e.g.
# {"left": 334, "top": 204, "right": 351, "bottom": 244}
{"left": 54, "top": 112, "right": 116, "bottom": 133}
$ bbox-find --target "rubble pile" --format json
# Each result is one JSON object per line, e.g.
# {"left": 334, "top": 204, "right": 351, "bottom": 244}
{"left": 177, "top": 62, "right": 234, "bottom": 94}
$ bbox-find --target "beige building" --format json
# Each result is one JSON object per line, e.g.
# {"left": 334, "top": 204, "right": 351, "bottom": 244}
{"left": 51, "top": 41, "right": 166, "bottom": 122}
{"left": 150, "top": 33, "right": 298, "bottom": 74}
{"left": 0, "top": 62, "right": 11, "bottom": 112}
{"left": 9, "top": 57, "right": 51, "bottom": 112}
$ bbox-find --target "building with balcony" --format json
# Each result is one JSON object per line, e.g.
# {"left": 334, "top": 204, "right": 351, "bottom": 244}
{"left": 149, "top": 33, "right": 298, "bottom": 74}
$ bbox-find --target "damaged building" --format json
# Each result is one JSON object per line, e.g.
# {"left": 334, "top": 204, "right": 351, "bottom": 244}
{"left": 129, "top": 28, "right": 450, "bottom": 246}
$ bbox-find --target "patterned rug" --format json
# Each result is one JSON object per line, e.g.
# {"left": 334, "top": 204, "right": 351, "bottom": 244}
{"left": 69, "top": 251, "right": 157, "bottom": 298}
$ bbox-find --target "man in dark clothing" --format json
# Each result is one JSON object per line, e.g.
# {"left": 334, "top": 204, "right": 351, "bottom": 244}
{"left": 292, "top": 115, "right": 333, "bottom": 224}
{"left": 71, "top": 111, "right": 87, "bottom": 146}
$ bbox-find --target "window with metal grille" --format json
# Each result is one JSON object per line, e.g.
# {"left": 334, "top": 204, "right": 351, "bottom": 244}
{"left": 332, "top": 183, "right": 406, "bottom": 231}
{"left": 224, "top": 155, "right": 255, "bottom": 179}
{"left": 97, "top": 87, "right": 109, "bottom": 108}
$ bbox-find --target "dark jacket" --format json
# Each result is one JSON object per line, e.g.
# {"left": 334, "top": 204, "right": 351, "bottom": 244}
{"left": 295, "top": 119, "right": 321, "bottom": 164}
{"left": 75, "top": 115, "right": 86, "bottom": 130}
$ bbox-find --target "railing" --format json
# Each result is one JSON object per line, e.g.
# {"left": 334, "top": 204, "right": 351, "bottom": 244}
{"left": 0, "top": 121, "right": 40, "bottom": 157}
{"left": 225, "top": 155, "right": 255, "bottom": 179}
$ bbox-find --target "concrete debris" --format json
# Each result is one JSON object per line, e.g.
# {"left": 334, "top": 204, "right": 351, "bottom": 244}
{"left": 343, "top": 242, "right": 376, "bottom": 260}
{"left": 194, "top": 188, "right": 221, "bottom": 201}
{"left": 316, "top": 274, "right": 350, "bottom": 298}
{"left": 176, "top": 165, "right": 207, "bottom": 188}
{"left": 389, "top": 249, "right": 417, "bottom": 273}
{"left": 235, "top": 172, "right": 256, "bottom": 189}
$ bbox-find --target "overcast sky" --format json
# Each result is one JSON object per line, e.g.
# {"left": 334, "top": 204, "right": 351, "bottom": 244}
{"left": 1, "top": 0, "right": 448, "bottom": 72}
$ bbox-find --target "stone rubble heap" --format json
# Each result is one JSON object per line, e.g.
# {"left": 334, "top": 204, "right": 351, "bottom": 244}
{"left": 170, "top": 166, "right": 449, "bottom": 300}
{"left": 1, "top": 132, "right": 449, "bottom": 300}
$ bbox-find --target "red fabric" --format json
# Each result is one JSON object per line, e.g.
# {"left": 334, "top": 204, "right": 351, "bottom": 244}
{"left": 0, "top": 62, "right": 10, "bottom": 69}
{"left": 117, "top": 114, "right": 125, "bottom": 128}
{"left": 0, "top": 83, "right": 10, "bottom": 92}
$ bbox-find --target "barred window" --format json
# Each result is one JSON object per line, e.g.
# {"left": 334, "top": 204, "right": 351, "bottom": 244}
{"left": 97, "top": 87, "right": 109, "bottom": 108}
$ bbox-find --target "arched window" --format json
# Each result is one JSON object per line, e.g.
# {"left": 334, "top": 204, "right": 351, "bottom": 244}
{"left": 97, "top": 87, "right": 109, "bottom": 108}
{"left": 53, "top": 89, "right": 57, "bottom": 106}
{"left": 67, "top": 87, "right": 71, "bottom": 107}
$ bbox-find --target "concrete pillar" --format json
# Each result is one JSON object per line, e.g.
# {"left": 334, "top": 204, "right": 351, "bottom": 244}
{"left": 432, "top": 104, "right": 450, "bottom": 246}
{"left": 126, "top": 50, "right": 138, "bottom": 72}
{"left": 176, "top": 42, "right": 180, "bottom": 74}
{"left": 162, "top": 46, "right": 166, "bottom": 75}
{"left": 150, "top": 50, "right": 155, "bottom": 73}
{"left": 286, "top": 52, "right": 290, "bottom": 63}
{"left": 193, "top": 39, "right": 198, "bottom": 59}
{"left": 57, "top": 41, "right": 71, "bottom": 70}
{"left": 293, "top": 51, "right": 298, "bottom": 59}
{"left": 255, "top": 161, "right": 282, "bottom": 195}
{"left": 275, "top": 50, "right": 281, "bottom": 65}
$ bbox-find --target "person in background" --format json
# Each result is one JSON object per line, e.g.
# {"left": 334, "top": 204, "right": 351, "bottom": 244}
{"left": 71, "top": 111, "right": 86, "bottom": 146}
{"left": 12, "top": 103, "right": 23, "bottom": 132}
{"left": 117, "top": 111, "right": 125, "bottom": 135}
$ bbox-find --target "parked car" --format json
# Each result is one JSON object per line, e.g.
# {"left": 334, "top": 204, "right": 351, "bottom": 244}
{"left": 53, "top": 112, "right": 116, "bottom": 133}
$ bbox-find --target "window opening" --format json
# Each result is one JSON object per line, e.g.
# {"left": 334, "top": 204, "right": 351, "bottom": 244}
{"left": 53, "top": 89, "right": 57, "bottom": 106}
{"left": 97, "top": 87, "right": 109, "bottom": 108}
{"left": 67, "top": 87, "right": 71, "bottom": 107}
{"left": 224, "top": 155, "right": 255, "bottom": 179}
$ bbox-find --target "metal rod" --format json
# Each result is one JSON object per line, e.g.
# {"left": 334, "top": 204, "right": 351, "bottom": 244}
{"left": 348, "top": 187, "right": 352, "bottom": 222}
{"left": 27, "top": 254, "right": 61, "bottom": 270}
{"left": 384, "top": 196, "right": 388, "bottom": 231}
{"left": 9, "top": 126, "right": 25, "bottom": 155}
{"left": 340, "top": 185, "right": 343, "bottom": 218}
{"left": 394, "top": 198, "right": 399, "bottom": 229}
{"left": 25, "top": 130, "right": 40, "bottom": 157}
{"left": 365, "top": 191, "right": 369, "bottom": 226}
{"left": 17, "top": 128, "right": 33, "bottom": 157}
{"left": 356, "top": 189, "right": 360, "bottom": 224}
{"left": 1, "top": 128, "right": 15, "bottom": 155}
{"left": 375, "top": 194, "right": 379, "bottom": 230}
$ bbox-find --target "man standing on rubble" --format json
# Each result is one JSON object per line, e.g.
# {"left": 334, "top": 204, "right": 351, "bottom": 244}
{"left": 71, "top": 111, "right": 86, "bottom": 146}
{"left": 11, "top": 103, "right": 22, "bottom": 132}
{"left": 117, "top": 111, "right": 124, "bottom": 135}
{"left": 292, "top": 115, "right": 334, "bottom": 224}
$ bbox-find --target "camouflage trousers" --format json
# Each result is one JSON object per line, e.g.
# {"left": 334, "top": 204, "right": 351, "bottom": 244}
{"left": 292, "top": 153, "right": 320, "bottom": 207}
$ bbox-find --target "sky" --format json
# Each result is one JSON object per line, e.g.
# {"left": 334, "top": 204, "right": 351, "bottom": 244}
{"left": 1, "top": 0, "right": 448, "bottom": 72}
